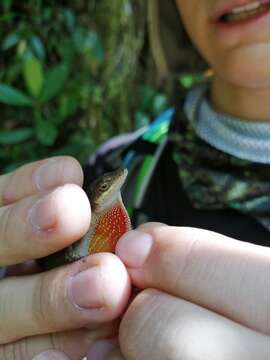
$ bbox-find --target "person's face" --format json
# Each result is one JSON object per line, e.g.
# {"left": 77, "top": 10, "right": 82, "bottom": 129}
{"left": 176, "top": 0, "right": 270, "bottom": 89}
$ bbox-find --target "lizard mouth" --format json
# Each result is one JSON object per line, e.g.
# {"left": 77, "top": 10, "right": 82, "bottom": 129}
{"left": 111, "top": 168, "right": 128, "bottom": 190}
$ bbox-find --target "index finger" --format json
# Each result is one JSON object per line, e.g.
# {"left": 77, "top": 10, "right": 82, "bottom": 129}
{"left": 116, "top": 223, "right": 270, "bottom": 335}
{"left": 0, "top": 156, "right": 83, "bottom": 205}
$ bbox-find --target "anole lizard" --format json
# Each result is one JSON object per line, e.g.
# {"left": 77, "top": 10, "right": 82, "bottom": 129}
{"left": 39, "top": 168, "right": 131, "bottom": 270}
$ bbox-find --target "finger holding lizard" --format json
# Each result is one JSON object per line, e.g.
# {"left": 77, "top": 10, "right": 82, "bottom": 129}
{"left": 116, "top": 223, "right": 270, "bottom": 335}
{"left": 0, "top": 156, "right": 88, "bottom": 266}
{"left": 0, "top": 158, "right": 131, "bottom": 359}
{"left": 102, "top": 223, "right": 270, "bottom": 359}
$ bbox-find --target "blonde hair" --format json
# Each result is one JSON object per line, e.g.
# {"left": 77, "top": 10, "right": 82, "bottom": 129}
{"left": 147, "top": 0, "right": 207, "bottom": 82}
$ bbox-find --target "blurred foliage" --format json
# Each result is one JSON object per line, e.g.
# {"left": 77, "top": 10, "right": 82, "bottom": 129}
{"left": 0, "top": 0, "right": 171, "bottom": 173}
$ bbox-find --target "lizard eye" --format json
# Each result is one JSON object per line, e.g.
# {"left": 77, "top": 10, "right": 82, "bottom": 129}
{"left": 100, "top": 182, "right": 109, "bottom": 192}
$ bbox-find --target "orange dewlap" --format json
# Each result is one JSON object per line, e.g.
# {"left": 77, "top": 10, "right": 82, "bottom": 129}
{"left": 88, "top": 201, "right": 131, "bottom": 254}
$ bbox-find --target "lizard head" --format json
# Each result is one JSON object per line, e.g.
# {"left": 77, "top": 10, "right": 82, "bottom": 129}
{"left": 88, "top": 168, "right": 128, "bottom": 213}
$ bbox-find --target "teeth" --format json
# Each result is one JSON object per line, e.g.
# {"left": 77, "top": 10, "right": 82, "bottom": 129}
{"left": 223, "top": 2, "right": 269, "bottom": 22}
{"left": 231, "top": 1, "right": 261, "bottom": 14}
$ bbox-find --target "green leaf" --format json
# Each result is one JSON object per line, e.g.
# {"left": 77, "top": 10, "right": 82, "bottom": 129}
{"left": 51, "top": 143, "right": 81, "bottom": 157}
{"left": 35, "top": 118, "right": 58, "bottom": 146}
{"left": 72, "top": 29, "right": 104, "bottom": 63}
{"left": 141, "top": 86, "right": 156, "bottom": 111}
{"left": 17, "top": 40, "right": 27, "bottom": 57}
{"left": 2, "top": 33, "right": 19, "bottom": 50}
{"left": 83, "top": 31, "right": 104, "bottom": 63}
{"left": 153, "top": 94, "right": 169, "bottom": 116}
{"left": 6, "top": 62, "right": 22, "bottom": 83}
{"left": 58, "top": 94, "right": 78, "bottom": 121}
{"left": 2, "top": 0, "right": 13, "bottom": 12}
{"left": 0, "top": 128, "right": 33, "bottom": 144}
{"left": 0, "top": 84, "right": 32, "bottom": 106}
{"left": 64, "top": 9, "right": 75, "bottom": 31}
{"left": 30, "top": 36, "right": 45, "bottom": 59}
{"left": 23, "top": 56, "right": 44, "bottom": 97}
{"left": 40, "top": 64, "right": 68, "bottom": 103}
{"left": 61, "top": 40, "right": 75, "bottom": 67}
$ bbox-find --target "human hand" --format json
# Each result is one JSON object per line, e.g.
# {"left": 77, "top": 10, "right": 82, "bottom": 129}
{"left": 0, "top": 157, "right": 130, "bottom": 360}
{"left": 88, "top": 223, "right": 270, "bottom": 359}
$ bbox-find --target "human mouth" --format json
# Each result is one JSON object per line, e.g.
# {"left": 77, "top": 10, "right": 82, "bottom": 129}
{"left": 214, "top": 0, "right": 270, "bottom": 25}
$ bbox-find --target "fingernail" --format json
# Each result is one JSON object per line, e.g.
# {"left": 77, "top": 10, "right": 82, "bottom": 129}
{"left": 87, "top": 339, "right": 118, "bottom": 360}
{"left": 34, "top": 159, "right": 60, "bottom": 191}
{"left": 116, "top": 230, "right": 153, "bottom": 268}
{"left": 68, "top": 267, "right": 104, "bottom": 309}
{"left": 28, "top": 195, "right": 56, "bottom": 231}
{"left": 32, "top": 350, "right": 71, "bottom": 360}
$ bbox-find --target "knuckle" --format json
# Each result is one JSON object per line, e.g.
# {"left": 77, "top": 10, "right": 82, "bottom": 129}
{"left": 165, "top": 227, "right": 201, "bottom": 292}
{"left": 120, "top": 290, "right": 202, "bottom": 360}
{"left": 177, "top": 232, "right": 200, "bottom": 275}
{"left": 0, "top": 333, "right": 61, "bottom": 360}
{"left": 0, "top": 322, "right": 62, "bottom": 360}
{"left": 0, "top": 337, "right": 29, "bottom": 360}
{"left": 32, "top": 272, "right": 57, "bottom": 330}
{"left": 119, "top": 289, "right": 162, "bottom": 357}
{"left": 0, "top": 205, "right": 14, "bottom": 265}
{"left": 0, "top": 279, "right": 17, "bottom": 344}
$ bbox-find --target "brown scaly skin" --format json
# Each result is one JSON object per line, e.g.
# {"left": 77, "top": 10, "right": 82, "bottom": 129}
{"left": 39, "top": 168, "right": 131, "bottom": 270}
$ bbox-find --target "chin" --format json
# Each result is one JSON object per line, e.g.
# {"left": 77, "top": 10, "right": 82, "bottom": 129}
{"left": 221, "top": 66, "right": 270, "bottom": 89}
{"left": 217, "top": 48, "right": 270, "bottom": 89}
